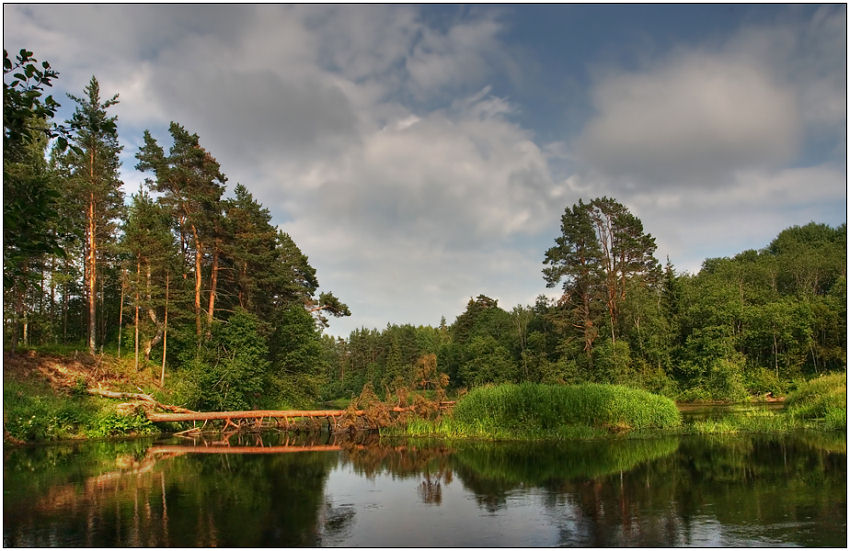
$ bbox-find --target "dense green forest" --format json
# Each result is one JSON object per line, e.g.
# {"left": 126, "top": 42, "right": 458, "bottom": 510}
{"left": 4, "top": 50, "right": 846, "bottom": 409}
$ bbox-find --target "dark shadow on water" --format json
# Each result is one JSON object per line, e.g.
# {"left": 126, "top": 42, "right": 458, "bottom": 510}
{"left": 3, "top": 430, "right": 845, "bottom": 546}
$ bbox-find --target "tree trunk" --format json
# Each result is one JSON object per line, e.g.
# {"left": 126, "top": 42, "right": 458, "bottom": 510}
{"left": 144, "top": 332, "right": 164, "bottom": 362}
{"left": 134, "top": 258, "right": 140, "bottom": 372}
{"left": 190, "top": 223, "right": 203, "bottom": 342}
{"left": 143, "top": 261, "right": 163, "bottom": 362}
{"left": 62, "top": 278, "right": 69, "bottom": 343}
{"left": 49, "top": 256, "right": 56, "bottom": 344}
{"left": 773, "top": 331, "right": 778, "bottom": 378}
{"left": 161, "top": 273, "right": 169, "bottom": 386}
{"left": 238, "top": 262, "right": 247, "bottom": 308}
{"left": 117, "top": 269, "right": 125, "bottom": 359}
{"left": 22, "top": 308, "right": 28, "bottom": 347}
{"left": 99, "top": 271, "right": 106, "bottom": 352}
{"left": 87, "top": 181, "right": 97, "bottom": 356}
{"left": 206, "top": 244, "right": 219, "bottom": 332}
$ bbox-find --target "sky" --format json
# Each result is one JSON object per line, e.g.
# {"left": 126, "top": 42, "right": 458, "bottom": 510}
{"left": 4, "top": 4, "right": 847, "bottom": 337}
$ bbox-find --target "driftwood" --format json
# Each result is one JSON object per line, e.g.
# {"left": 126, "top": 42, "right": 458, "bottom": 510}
{"left": 87, "top": 387, "right": 194, "bottom": 414}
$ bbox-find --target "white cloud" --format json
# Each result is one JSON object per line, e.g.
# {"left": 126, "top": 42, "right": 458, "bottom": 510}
{"left": 620, "top": 163, "right": 846, "bottom": 273}
{"left": 4, "top": 5, "right": 844, "bottom": 338}
{"left": 568, "top": 7, "right": 845, "bottom": 277}
{"left": 405, "top": 14, "right": 509, "bottom": 99}
{"left": 575, "top": 6, "right": 845, "bottom": 189}
{"left": 578, "top": 54, "right": 800, "bottom": 186}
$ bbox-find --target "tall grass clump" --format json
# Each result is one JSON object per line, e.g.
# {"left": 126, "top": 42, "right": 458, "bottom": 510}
{"left": 451, "top": 382, "right": 681, "bottom": 435}
{"left": 786, "top": 373, "right": 846, "bottom": 430}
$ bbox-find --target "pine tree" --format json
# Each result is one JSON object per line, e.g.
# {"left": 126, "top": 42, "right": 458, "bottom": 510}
{"left": 136, "top": 122, "right": 226, "bottom": 343}
{"left": 122, "top": 190, "right": 178, "bottom": 369}
{"left": 65, "top": 76, "right": 124, "bottom": 355}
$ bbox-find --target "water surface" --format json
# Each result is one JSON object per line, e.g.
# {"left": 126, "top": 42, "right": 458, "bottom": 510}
{"left": 4, "top": 430, "right": 846, "bottom": 546}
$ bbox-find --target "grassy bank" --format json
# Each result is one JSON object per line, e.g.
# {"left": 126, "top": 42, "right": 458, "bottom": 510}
{"left": 688, "top": 372, "right": 846, "bottom": 434}
{"left": 3, "top": 351, "right": 160, "bottom": 443}
{"left": 4, "top": 378, "right": 157, "bottom": 442}
{"left": 394, "top": 382, "right": 681, "bottom": 440}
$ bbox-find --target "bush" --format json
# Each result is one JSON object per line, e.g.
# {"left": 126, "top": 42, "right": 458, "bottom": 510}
{"left": 744, "top": 367, "right": 786, "bottom": 396}
{"left": 786, "top": 372, "right": 846, "bottom": 422}
{"left": 4, "top": 379, "right": 156, "bottom": 442}
{"left": 705, "top": 358, "right": 748, "bottom": 402}
{"left": 87, "top": 410, "right": 156, "bottom": 438}
{"left": 451, "top": 382, "right": 681, "bottom": 434}
{"left": 175, "top": 309, "right": 269, "bottom": 411}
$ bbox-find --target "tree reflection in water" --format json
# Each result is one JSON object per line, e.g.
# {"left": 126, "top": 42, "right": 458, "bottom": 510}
{"left": 3, "top": 431, "right": 846, "bottom": 547}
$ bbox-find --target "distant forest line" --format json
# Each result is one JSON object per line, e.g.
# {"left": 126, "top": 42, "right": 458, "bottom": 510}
{"left": 4, "top": 49, "right": 846, "bottom": 409}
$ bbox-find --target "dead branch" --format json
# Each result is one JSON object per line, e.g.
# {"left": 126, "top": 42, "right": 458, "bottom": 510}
{"left": 87, "top": 387, "right": 194, "bottom": 414}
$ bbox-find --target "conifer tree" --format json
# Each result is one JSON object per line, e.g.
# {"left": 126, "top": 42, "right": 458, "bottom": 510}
{"left": 135, "top": 122, "right": 226, "bottom": 342}
{"left": 65, "top": 76, "right": 124, "bottom": 355}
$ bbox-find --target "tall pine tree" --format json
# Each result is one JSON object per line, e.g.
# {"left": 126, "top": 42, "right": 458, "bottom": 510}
{"left": 66, "top": 76, "right": 124, "bottom": 355}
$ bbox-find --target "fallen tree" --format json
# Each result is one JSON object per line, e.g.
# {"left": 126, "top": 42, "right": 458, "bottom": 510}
{"left": 146, "top": 403, "right": 455, "bottom": 424}
{"left": 86, "top": 387, "right": 194, "bottom": 414}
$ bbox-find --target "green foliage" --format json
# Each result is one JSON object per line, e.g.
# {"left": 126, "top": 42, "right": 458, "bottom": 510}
{"left": 785, "top": 373, "right": 846, "bottom": 423}
{"left": 4, "top": 379, "right": 156, "bottom": 442}
{"left": 451, "top": 383, "right": 681, "bottom": 436}
{"left": 87, "top": 410, "right": 156, "bottom": 438}
{"left": 743, "top": 367, "right": 786, "bottom": 396}
{"left": 459, "top": 335, "right": 517, "bottom": 387}
{"left": 175, "top": 309, "right": 269, "bottom": 411}
{"left": 591, "top": 339, "right": 634, "bottom": 384}
{"left": 705, "top": 357, "right": 749, "bottom": 402}
{"left": 267, "top": 305, "right": 329, "bottom": 407}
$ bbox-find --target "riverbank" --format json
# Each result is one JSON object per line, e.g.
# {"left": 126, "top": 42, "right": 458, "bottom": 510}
{"left": 3, "top": 351, "right": 160, "bottom": 443}
{"left": 391, "top": 377, "right": 846, "bottom": 440}
{"left": 4, "top": 351, "right": 845, "bottom": 445}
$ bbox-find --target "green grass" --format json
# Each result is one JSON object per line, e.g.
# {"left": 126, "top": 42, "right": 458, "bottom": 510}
{"left": 785, "top": 373, "right": 846, "bottom": 430}
{"left": 4, "top": 378, "right": 158, "bottom": 443}
{"left": 686, "top": 372, "right": 846, "bottom": 434}
{"left": 395, "top": 382, "right": 681, "bottom": 440}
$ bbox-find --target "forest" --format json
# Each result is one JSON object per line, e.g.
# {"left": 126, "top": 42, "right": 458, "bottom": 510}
{"left": 4, "top": 49, "right": 847, "bottom": 411}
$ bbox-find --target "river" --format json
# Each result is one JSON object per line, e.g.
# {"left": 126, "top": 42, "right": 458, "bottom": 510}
{"left": 3, "top": 430, "right": 846, "bottom": 546}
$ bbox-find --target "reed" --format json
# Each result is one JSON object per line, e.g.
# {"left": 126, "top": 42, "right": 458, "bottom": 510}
{"left": 413, "top": 383, "right": 682, "bottom": 440}
{"left": 785, "top": 373, "right": 846, "bottom": 427}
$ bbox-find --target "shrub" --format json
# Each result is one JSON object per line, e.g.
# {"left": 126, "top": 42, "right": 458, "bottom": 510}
{"left": 786, "top": 372, "right": 846, "bottom": 422}
{"left": 744, "top": 367, "right": 786, "bottom": 396}
{"left": 705, "top": 358, "right": 748, "bottom": 402}
{"left": 176, "top": 309, "right": 269, "bottom": 411}
{"left": 87, "top": 410, "right": 156, "bottom": 438}
{"left": 451, "top": 382, "right": 681, "bottom": 434}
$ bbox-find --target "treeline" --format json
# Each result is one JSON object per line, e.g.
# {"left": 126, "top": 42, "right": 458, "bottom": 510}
{"left": 318, "top": 207, "right": 846, "bottom": 402}
{"left": 5, "top": 50, "right": 846, "bottom": 408}
{"left": 4, "top": 50, "right": 349, "bottom": 409}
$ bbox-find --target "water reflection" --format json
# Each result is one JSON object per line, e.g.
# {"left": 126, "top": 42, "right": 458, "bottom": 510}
{"left": 4, "top": 431, "right": 846, "bottom": 547}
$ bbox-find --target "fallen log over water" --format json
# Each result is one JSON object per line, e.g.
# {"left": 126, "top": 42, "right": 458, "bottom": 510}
{"left": 146, "top": 402, "right": 456, "bottom": 424}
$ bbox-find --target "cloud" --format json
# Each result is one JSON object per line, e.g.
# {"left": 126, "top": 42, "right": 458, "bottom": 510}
{"left": 578, "top": 54, "right": 800, "bottom": 186}
{"left": 612, "top": 163, "right": 847, "bottom": 273}
{"left": 405, "top": 14, "right": 508, "bottom": 99}
{"left": 302, "top": 91, "right": 556, "bottom": 245}
{"left": 3, "top": 5, "right": 844, "bottom": 338}
{"left": 566, "top": 6, "right": 846, "bottom": 279}
{"left": 274, "top": 88, "right": 564, "bottom": 335}
{"left": 574, "top": 6, "right": 845, "bottom": 189}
